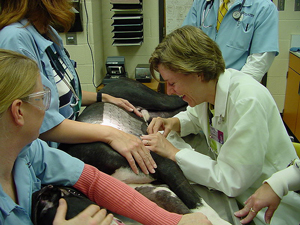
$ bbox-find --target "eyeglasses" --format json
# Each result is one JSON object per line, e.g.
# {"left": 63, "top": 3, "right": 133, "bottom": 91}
{"left": 21, "top": 86, "right": 51, "bottom": 111}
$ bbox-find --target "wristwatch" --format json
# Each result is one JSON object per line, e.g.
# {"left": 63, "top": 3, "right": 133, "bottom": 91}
{"left": 97, "top": 92, "right": 102, "bottom": 102}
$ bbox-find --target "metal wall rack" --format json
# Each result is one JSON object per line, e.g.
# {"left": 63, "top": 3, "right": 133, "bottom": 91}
{"left": 110, "top": 0, "right": 143, "bottom": 46}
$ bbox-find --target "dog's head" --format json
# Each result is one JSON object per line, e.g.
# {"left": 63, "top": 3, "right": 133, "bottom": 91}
{"left": 31, "top": 185, "right": 95, "bottom": 225}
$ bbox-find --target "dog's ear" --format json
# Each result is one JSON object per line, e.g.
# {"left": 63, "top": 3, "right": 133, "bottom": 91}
{"left": 57, "top": 187, "right": 96, "bottom": 220}
{"left": 31, "top": 186, "right": 96, "bottom": 225}
{"left": 32, "top": 185, "right": 62, "bottom": 225}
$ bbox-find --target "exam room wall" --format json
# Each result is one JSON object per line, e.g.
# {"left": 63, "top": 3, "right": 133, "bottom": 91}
{"left": 59, "top": 0, "right": 104, "bottom": 93}
{"left": 268, "top": 0, "right": 300, "bottom": 112}
{"left": 100, "top": 1, "right": 160, "bottom": 80}
{"left": 59, "top": 0, "right": 160, "bottom": 94}
{"left": 59, "top": 0, "right": 299, "bottom": 113}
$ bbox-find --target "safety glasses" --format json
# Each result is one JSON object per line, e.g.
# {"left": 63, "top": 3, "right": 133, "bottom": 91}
{"left": 21, "top": 86, "right": 51, "bottom": 111}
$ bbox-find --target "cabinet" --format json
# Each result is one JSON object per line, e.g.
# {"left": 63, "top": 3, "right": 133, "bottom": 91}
{"left": 97, "top": 79, "right": 159, "bottom": 92}
{"left": 283, "top": 53, "right": 300, "bottom": 140}
{"left": 141, "top": 79, "right": 160, "bottom": 92}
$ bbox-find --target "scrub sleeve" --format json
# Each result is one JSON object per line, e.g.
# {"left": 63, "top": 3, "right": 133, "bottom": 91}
{"left": 74, "top": 164, "right": 182, "bottom": 225}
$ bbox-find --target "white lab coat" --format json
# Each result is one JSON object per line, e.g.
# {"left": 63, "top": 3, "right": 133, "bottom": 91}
{"left": 265, "top": 159, "right": 300, "bottom": 199}
{"left": 170, "top": 69, "right": 300, "bottom": 225}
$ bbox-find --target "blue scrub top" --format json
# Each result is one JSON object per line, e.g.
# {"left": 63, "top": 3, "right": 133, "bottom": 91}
{"left": 0, "top": 139, "right": 84, "bottom": 224}
{"left": 182, "top": 0, "right": 279, "bottom": 70}
{"left": 0, "top": 19, "right": 82, "bottom": 148}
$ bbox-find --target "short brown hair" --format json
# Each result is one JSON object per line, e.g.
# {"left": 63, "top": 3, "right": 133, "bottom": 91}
{"left": 150, "top": 25, "right": 225, "bottom": 82}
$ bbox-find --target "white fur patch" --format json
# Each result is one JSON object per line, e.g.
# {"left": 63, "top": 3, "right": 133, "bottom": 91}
{"left": 141, "top": 109, "right": 150, "bottom": 121}
{"left": 111, "top": 167, "right": 155, "bottom": 184}
{"left": 127, "top": 184, "right": 232, "bottom": 225}
{"left": 192, "top": 200, "right": 232, "bottom": 225}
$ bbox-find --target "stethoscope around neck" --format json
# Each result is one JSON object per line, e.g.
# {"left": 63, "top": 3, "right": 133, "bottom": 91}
{"left": 46, "top": 47, "right": 80, "bottom": 108}
{"left": 201, "top": 0, "right": 246, "bottom": 28}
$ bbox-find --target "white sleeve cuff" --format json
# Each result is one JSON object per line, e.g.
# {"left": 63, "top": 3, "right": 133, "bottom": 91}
{"left": 265, "top": 161, "right": 300, "bottom": 199}
{"left": 241, "top": 52, "right": 276, "bottom": 82}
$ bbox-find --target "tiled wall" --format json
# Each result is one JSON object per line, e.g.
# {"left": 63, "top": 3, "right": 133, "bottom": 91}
{"left": 100, "top": 1, "right": 160, "bottom": 80}
{"left": 61, "top": 0, "right": 160, "bottom": 93}
{"left": 61, "top": 0, "right": 300, "bottom": 112}
{"left": 268, "top": 0, "right": 300, "bottom": 112}
{"left": 60, "top": 0, "right": 104, "bottom": 93}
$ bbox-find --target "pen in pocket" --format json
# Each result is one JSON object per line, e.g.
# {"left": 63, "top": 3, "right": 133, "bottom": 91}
{"left": 245, "top": 23, "right": 249, "bottom": 31}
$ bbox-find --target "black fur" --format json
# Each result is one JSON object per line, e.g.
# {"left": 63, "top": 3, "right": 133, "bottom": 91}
{"left": 31, "top": 78, "right": 199, "bottom": 225}
{"left": 59, "top": 102, "right": 201, "bottom": 209}
{"left": 98, "top": 77, "right": 187, "bottom": 111}
{"left": 135, "top": 185, "right": 191, "bottom": 214}
{"left": 31, "top": 184, "right": 191, "bottom": 225}
{"left": 59, "top": 79, "right": 201, "bottom": 210}
{"left": 31, "top": 185, "right": 96, "bottom": 225}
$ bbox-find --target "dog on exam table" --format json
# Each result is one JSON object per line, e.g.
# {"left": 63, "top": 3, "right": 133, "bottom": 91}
{"left": 31, "top": 79, "right": 231, "bottom": 225}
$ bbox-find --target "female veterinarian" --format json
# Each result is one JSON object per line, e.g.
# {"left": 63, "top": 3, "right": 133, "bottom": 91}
{"left": 0, "top": 0, "right": 156, "bottom": 175}
{"left": 0, "top": 49, "right": 213, "bottom": 225}
{"left": 141, "top": 25, "right": 300, "bottom": 225}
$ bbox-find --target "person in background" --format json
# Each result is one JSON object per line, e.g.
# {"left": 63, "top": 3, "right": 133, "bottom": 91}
{"left": 182, "top": 0, "right": 279, "bottom": 82}
{"left": 141, "top": 25, "right": 300, "bottom": 225}
{"left": 0, "top": 0, "right": 156, "bottom": 175}
{"left": 235, "top": 158, "right": 300, "bottom": 224}
{"left": 0, "top": 49, "right": 213, "bottom": 225}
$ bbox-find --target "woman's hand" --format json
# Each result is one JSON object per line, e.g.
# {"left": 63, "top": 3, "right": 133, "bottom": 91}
{"left": 53, "top": 199, "right": 113, "bottom": 225}
{"left": 141, "top": 132, "right": 179, "bottom": 161}
{"left": 102, "top": 94, "right": 142, "bottom": 117}
{"left": 178, "top": 212, "right": 212, "bottom": 225}
{"left": 108, "top": 129, "right": 157, "bottom": 175}
{"left": 147, "top": 117, "right": 180, "bottom": 137}
{"left": 234, "top": 182, "right": 281, "bottom": 224}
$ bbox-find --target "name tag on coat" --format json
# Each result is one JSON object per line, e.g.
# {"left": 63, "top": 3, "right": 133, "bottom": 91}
{"left": 210, "top": 125, "right": 224, "bottom": 144}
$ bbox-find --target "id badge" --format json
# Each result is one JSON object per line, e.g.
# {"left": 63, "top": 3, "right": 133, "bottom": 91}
{"left": 209, "top": 125, "right": 224, "bottom": 144}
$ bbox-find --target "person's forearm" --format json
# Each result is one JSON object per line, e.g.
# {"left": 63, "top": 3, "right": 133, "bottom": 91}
{"left": 81, "top": 90, "right": 97, "bottom": 106}
{"left": 39, "top": 119, "right": 116, "bottom": 144}
{"left": 265, "top": 159, "right": 300, "bottom": 199}
{"left": 241, "top": 52, "right": 276, "bottom": 82}
{"left": 170, "top": 117, "right": 181, "bottom": 133}
{"left": 74, "top": 164, "right": 182, "bottom": 225}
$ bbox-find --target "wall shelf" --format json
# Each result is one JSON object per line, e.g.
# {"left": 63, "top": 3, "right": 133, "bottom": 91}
{"left": 110, "top": 0, "right": 143, "bottom": 46}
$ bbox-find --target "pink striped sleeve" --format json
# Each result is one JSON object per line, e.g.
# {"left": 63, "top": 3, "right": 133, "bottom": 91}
{"left": 73, "top": 164, "right": 182, "bottom": 225}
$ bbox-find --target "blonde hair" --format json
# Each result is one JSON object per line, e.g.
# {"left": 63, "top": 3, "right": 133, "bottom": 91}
{"left": 150, "top": 25, "right": 225, "bottom": 82}
{"left": 0, "top": 49, "right": 39, "bottom": 114}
